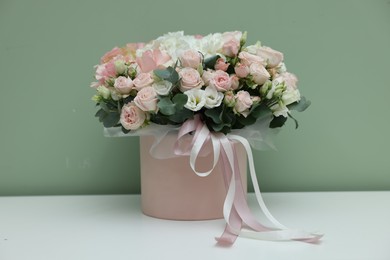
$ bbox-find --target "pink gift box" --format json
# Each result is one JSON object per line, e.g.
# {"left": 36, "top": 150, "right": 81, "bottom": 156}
{"left": 140, "top": 134, "right": 247, "bottom": 220}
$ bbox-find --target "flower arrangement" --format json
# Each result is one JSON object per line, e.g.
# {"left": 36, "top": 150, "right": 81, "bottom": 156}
{"left": 90, "top": 31, "right": 321, "bottom": 244}
{"left": 91, "top": 31, "right": 310, "bottom": 134}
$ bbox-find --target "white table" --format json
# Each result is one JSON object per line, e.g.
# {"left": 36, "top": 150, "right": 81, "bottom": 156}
{"left": 0, "top": 192, "right": 389, "bottom": 260}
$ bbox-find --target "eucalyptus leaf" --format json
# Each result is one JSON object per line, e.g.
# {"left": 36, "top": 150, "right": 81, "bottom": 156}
{"left": 269, "top": 115, "right": 288, "bottom": 128}
{"left": 154, "top": 69, "right": 171, "bottom": 79}
{"left": 204, "top": 108, "right": 222, "bottom": 124}
{"left": 95, "top": 108, "right": 107, "bottom": 122}
{"left": 102, "top": 112, "right": 120, "bottom": 127}
{"left": 203, "top": 55, "right": 219, "bottom": 70}
{"left": 288, "top": 113, "right": 299, "bottom": 129}
{"left": 250, "top": 103, "right": 272, "bottom": 119}
{"left": 172, "top": 93, "right": 188, "bottom": 110}
{"left": 288, "top": 96, "right": 311, "bottom": 112}
{"left": 168, "top": 109, "right": 193, "bottom": 123}
{"left": 121, "top": 126, "right": 131, "bottom": 134}
{"left": 157, "top": 97, "right": 176, "bottom": 116}
{"left": 209, "top": 122, "right": 225, "bottom": 132}
{"left": 167, "top": 67, "right": 179, "bottom": 84}
{"left": 237, "top": 115, "right": 256, "bottom": 126}
{"left": 150, "top": 113, "right": 170, "bottom": 125}
{"left": 154, "top": 66, "right": 179, "bottom": 84}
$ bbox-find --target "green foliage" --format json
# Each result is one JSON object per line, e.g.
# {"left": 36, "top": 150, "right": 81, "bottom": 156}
{"left": 155, "top": 94, "right": 192, "bottom": 124}
{"left": 154, "top": 65, "right": 179, "bottom": 84}
{"left": 288, "top": 96, "right": 311, "bottom": 112}
{"left": 157, "top": 97, "right": 176, "bottom": 116}
{"left": 269, "top": 115, "right": 288, "bottom": 128}
{"left": 203, "top": 55, "right": 219, "bottom": 70}
{"left": 172, "top": 93, "right": 187, "bottom": 109}
{"left": 95, "top": 108, "right": 120, "bottom": 127}
{"left": 250, "top": 103, "right": 272, "bottom": 119}
{"left": 237, "top": 114, "right": 257, "bottom": 126}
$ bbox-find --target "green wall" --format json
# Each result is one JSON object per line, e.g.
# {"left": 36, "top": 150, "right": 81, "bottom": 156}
{"left": 0, "top": 0, "right": 389, "bottom": 195}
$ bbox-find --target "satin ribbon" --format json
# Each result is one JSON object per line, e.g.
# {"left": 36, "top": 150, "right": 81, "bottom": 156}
{"left": 174, "top": 115, "right": 323, "bottom": 245}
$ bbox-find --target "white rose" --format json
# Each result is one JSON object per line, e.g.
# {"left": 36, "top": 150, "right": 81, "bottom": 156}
{"left": 152, "top": 80, "right": 173, "bottom": 96}
{"left": 204, "top": 86, "right": 224, "bottom": 109}
{"left": 184, "top": 88, "right": 206, "bottom": 111}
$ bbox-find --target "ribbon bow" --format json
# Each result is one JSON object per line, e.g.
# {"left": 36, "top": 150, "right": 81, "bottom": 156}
{"left": 174, "top": 115, "right": 323, "bottom": 245}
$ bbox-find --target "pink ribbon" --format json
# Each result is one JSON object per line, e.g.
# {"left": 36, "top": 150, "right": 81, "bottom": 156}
{"left": 174, "top": 115, "right": 323, "bottom": 245}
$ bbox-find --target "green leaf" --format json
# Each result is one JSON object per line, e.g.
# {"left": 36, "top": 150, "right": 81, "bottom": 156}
{"left": 95, "top": 108, "right": 107, "bottom": 122}
{"left": 172, "top": 93, "right": 188, "bottom": 110}
{"left": 154, "top": 66, "right": 179, "bottom": 84}
{"left": 288, "top": 96, "right": 311, "bottom": 112}
{"left": 167, "top": 67, "right": 179, "bottom": 84}
{"left": 121, "top": 126, "right": 131, "bottom": 134}
{"left": 203, "top": 55, "right": 219, "bottom": 70}
{"left": 288, "top": 113, "right": 299, "bottom": 129}
{"left": 154, "top": 69, "right": 171, "bottom": 79}
{"left": 237, "top": 115, "right": 256, "bottom": 126}
{"left": 250, "top": 103, "right": 272, "bottom": 119}
{"left": 204, "top": 107, "right": 223, "bottom": 124}
{"left": 150, "top": 113, "right": 170, "bottom": 125}
{"left": 269, "top": 115, "right": 288, "bottom": 128}
{"left": 157, "top": 97, "right": 176, "bottom": 116}
{"left": 102, "top": 112, "right": 120, "bottom": 127}
{"left": 168, "top": 109, "right": 193, "bottom": 123}
{"left": 221, "top": 109, "right": 235, "bottom": 125}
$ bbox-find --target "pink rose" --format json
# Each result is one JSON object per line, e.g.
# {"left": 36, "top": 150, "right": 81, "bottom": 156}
{"left": 230, "top": 75, "right": 240, "bottom": 90}
{"left": 100, "top": 47, "right": 123, "bottom": 64}
{"left": 234, "top": 63, "right": 250, "bottom": 78}
{"left": 95, "top": 61, "right": 116, "bottom": 85}
{"left": 136, "top": 49, "right": 171, "bottom": 73}
{"left": 256, "top": 46, "right": 284, "bottom": 68}
{"left": 179, "top": 49, "right": 201, "bottom": 69}
{"left": 238, "top": 51, "right": 265, "bottom": 66}
{"left": 214, "top": 58, "right": 229, "bottom": 71}
{"left": 134, "top": 86, "right": 158, "bottom": 112}
{"left": 250, "top": 63, "right": 270, "bottom": 85}
{"left": 114, "top": 76, "right": 134, "bottom": 94}
{"left": 179, "top": 67, "right": 204, "bottom": 92}
{"left": 234, "top": 90, "right": 253, "bottom": 117}
{"left": 209, "top": 70, "right": 232, "bottom": 92}
{"left": 221, "top": 31, "right": 242, "bottom": 57}
{"left": 133, "top": 73, "right": 154, "bottom": 91}
{"left": 202, "top": 70, "right": 214, "bottom": 86}
{"left": 120, "top": 102, "right": 147, "bottom": 130}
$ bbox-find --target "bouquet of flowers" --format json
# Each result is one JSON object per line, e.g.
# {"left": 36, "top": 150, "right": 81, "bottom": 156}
{"left": 90, "top": 31, "right": 321, "bottom": 245}
{"left": 91, "top": 31, "right": 310, "bottom": 134}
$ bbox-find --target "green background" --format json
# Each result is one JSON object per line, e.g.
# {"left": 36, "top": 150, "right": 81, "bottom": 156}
{"left": 0, "top": 0, "right": 389, "bottom": 196}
